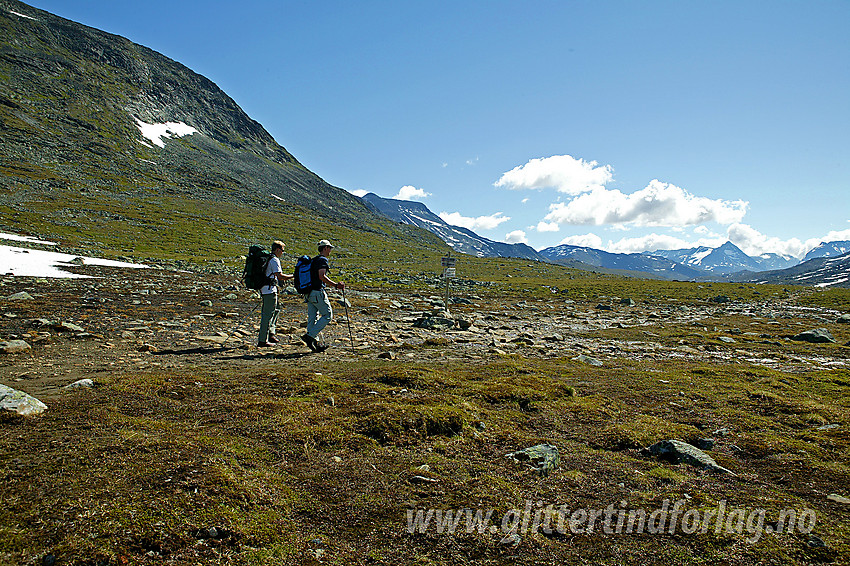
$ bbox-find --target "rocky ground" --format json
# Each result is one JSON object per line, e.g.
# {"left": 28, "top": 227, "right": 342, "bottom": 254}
{"left": 1, "top": 264, "right": 849, "bottom": 565}
{"left": 1, "top": 264, "right": 848, "bottom": 401}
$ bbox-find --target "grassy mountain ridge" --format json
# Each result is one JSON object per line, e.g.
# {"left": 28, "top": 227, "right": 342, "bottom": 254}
{"left": 0, "top": 0, "right": 450, "bottom": 265}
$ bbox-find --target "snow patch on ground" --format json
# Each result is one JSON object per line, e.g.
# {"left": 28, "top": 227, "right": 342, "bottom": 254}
{"left": 0, "top": 245, "right": 148, "bottom": 279}
{"left": 134, "top": 118, "right": 197, "bottom": 148}
{"left": 0, "top": 233, "right": 57, "bottom": 246}
{"left": 8, "top": 9, "right": 37, "bottom": 20}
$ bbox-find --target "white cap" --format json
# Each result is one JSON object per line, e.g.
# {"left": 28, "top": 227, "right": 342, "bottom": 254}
{"left": 318, "top": 239, "right": 334, "bottom": 249}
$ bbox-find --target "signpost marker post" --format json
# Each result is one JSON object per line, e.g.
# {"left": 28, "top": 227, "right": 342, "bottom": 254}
{"left": 440, "top": 253, "right": 457, "bottom": 314}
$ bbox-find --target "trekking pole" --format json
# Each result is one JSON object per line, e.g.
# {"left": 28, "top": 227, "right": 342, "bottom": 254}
{"left": 342, "top": 286, "right": 354, "bottom": 350}
{"left": 220, "top": 293, "right": 261, "bottom": 347}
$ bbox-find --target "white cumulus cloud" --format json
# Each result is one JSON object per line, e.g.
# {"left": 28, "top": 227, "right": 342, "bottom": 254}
{"left": 535, "top": 221, "right": 560, "bottom": 232}
{"left": 544, "top": 180, "right": 748, "bottom": 227}
{"left": 505, "top": 230, "right": 528, "bottom": 244}
{"left": 349, "top": 189, "right": 369, "bottom": 197}
{"left": 439, "top": 211, "right": 510, "bottom": 231}
{"left": 804, "top": 228, "right": 850, "bottom": 251}
{"left": 494, "top": 155, "right": 613, "bottom": 195}
{"left": 726, "top": 223, "right": 809, "bottom": 258}
{"left": 393, "top": 185, "right": 431, "bottom": 201}
{"left": 558, "top": 233, "right": 603, "bottom": 249}
{"left": 607, "top": 233, "right": 725, "bottom": 254}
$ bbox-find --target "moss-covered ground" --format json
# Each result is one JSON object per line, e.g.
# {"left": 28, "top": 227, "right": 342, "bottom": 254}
{"left": 0, "top": 269, "right": 848, "bottom": 565}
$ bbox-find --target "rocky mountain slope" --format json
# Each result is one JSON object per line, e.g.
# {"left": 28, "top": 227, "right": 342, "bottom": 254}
{"left": 804, "top": 240, "right": 850, "bottom": 262}
{"left": 0, "top": 0, "right": 448, "bottom": 263}
{"left": 361, "top": 193, "right": 544, "bottom": 261}
{"left": 735, "top": 250, "right": 850, "bottom": 288}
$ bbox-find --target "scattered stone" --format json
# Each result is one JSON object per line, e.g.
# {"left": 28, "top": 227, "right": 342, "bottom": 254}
{"left": 0, "top": 340, "right": 31, "bottom": 354}
{"left": 377, "top": 351, "right": 396, "bottom": 360}
{"left": 4, "top": 291, "right": 34, "bottom": 301}
{"left": 693, "top": 438, "right": 716, "bottom": 451}
{"left": 826, "top": 493, "right": 850, "bottom": 505}
{"left": 806, "top": 534, "right": 827, "bottom": 548}
{"left": 499, "top": 532, "right": 521, "bottom": 547}
{"left": 196, "top": 335, "right": 227, "bottom": 344}
{"left": 643, "top": 439, "right": 733, "bottom": 474}
{"left": 620, "top": 298, "right": 635, "bottom": 306}
{"left": 410, "top": 475, "right": 439, "bottom": 484}
{"left": 506, "top": 443, "right": 560, "bottom": 476}
{"left": 791, "top": 328, "right": 836, "bottom": 344}
{"left": 718, "top": 336, "right": 736, "bottom": 343}
{"left": 713, "top": 427, "right": 731, "bottom": 437}
{"left": 199, "top": 300, "right": 213, "bottom": 307}
{"left": 595, "top": 303, "right": 613, "bottom": 311}
{"left": 0, "top": 384, "right": 47, "bottom": 416}
{"left": 54, "top": 322, "right": 85, "bottom": 333}
{"left": 223, "top": 293, "right": 238, "bottom": 300}
{"left": 413, "top": 316, "right": 454, "bottom": 330}
{"left": 710, "top": 295, "right": 730, "bottom": 304}
{"left": 63, "top": 379, "right": 94, "bottom": 390}
{"left": 817, "top": 424, "right": 840, "bottom": 431}
{"left": 572, "top": 354, "right": 602, "bottom": 366}
{"left": 837, "top": 314, "right": 850, "bottom": 324}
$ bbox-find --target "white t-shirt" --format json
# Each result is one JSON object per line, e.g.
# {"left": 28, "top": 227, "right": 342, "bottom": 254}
{"left": 260, "top": 255, "right": 281, "bottom": 295}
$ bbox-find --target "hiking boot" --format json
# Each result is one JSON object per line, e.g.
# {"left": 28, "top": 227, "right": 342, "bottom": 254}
{"left": 257, "top": 341, "right": 274, "bottom": 348}
{"left": 267, "top": 334, "right": 280, "bottom": 344}
{"left": 301, "top": 334, "right": 318, "bottom": 351}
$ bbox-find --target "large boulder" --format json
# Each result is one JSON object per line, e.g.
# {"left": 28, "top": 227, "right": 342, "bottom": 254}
{"left": 643, "top": 439, "right": 733, "bottom": 474}
{"left": 0, "top": 384, "right": 47, "bottom": 416}
{"left": 792, "top": 328, "right": 837, "bottom": 344}
{"left": 4, "top": 292, "right": 34, "bottom": 301}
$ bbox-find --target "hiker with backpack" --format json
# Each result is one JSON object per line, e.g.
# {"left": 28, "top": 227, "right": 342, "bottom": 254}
{"left": 257, "top": 240, "right": 293, "bottom": 347}
{"left": 298, "top": 239, "right": 344, "bottom": 352}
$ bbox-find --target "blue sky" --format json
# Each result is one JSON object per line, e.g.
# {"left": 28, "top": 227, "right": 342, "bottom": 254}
{"left": 26, "top": 0, "right": 850, "bottom": 257}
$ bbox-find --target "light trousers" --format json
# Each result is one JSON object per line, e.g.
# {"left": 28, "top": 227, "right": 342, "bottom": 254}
{"left": 306, "top": 289, "right": 333, "bottom": 339}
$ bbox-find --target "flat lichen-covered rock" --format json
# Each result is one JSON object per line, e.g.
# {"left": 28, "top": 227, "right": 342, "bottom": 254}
{"left": 506, "top": 443, "right": 560, "bottom": 476}
{"left": 0, "top": 384, "right": 47, "bottom": 416}
{"left": 0, "top": 339, "right": 31, "bottom": 354}
{"left": 644, "top": 439, "right": 734, "bottom": 475}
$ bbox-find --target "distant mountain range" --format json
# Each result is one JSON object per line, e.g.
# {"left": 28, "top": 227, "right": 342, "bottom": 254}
{"left": 362, "top": 194, "right": 850, "bottom": 287}
{"left": 537, "top": 244, "right": 705, "bottom": 280}
{"left": 360, "top": 193, "right": 544, "bottom": 261}
{"left": 647, "top": 241, "right": 797, "bottom": 274}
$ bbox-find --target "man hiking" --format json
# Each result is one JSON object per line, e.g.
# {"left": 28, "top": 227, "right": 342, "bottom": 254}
{"left": 258, "top": 240, "right": 294, "bottom": 347}
{"left": 301, "top": 239, "right": 344, "bottom": 352}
